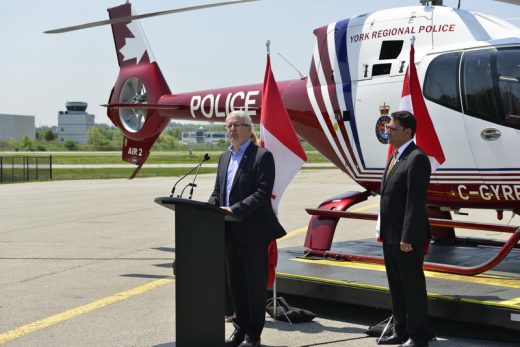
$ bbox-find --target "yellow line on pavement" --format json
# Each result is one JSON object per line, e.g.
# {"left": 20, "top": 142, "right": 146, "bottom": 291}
{"left": 0, "top": 278, "right": 173, "bottom": 345}
{"left": 279, "top": 202, "right": 380, "bottom": 242}
{"left": 352, "top": 203, "right": 379, "bottom": 212}
{"left": 279, "top": 226, "right": 307, "bottom": 241}
{"left": 0, "top": 201, "right": 379, "bottom": 344}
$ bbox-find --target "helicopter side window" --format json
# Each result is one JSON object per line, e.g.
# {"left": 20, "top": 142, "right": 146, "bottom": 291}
{"left": 379, "top": 40, "right": 404, "bottom": 60}
{"left": 424, "top": 52, "right": 461, "bottom": 111}
{"left": 462, "top": 49, "right": 500, "bottom": 123}
{"left": 372, "top": 63, "right": 392, "bottom": 76}
{"left": 371, "top": 41, "right": 404, "bottom": 77}
{"left": 497, "top": 49, "right": 520, "bottom": 127}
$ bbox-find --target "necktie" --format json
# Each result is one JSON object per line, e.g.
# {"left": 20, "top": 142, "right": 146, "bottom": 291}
{"left": 385, "top": 150, "right": 398, "bottom": 180}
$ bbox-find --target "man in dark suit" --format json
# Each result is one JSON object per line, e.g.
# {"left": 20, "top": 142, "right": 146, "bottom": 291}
{"left": 378, "top": 111, "right": 432, "bottom": 347}
{"left": 209, "top": 111, "right": 286, "bottom": 347}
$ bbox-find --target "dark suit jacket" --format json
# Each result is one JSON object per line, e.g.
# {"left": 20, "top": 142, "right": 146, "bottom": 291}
{"left": 209, "top": 142, "right": 286, "bottom": 245}
{"left": 380, "top": 142, "right": 431, "bottom": 246}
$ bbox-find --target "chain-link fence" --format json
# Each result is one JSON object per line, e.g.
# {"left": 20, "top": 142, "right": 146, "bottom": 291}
{"left": 0, "top": 156, "right": 52, "bottom": 183}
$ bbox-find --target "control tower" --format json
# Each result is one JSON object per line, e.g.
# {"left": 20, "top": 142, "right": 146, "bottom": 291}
{"left": 57, "top": 101, "right": 95, "bottom": 144}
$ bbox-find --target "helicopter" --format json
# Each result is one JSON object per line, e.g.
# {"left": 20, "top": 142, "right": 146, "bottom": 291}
{"left": 47, "top": 0, "right": 520, "bottom": 274}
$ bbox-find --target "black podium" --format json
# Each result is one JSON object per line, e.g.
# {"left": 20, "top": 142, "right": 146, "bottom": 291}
{"left": 154, "top": 197, "right": 239, "bottom": 347}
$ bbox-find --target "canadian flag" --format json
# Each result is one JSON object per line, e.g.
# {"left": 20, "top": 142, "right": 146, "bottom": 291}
{"left": 400, "top": 42, "right": 446, "bottom": 171}
{"left": 376, "top": 41, "right": 445, "bottom": 243}
{"left": 260, "top": 54, "right": 307, "bottom": 288}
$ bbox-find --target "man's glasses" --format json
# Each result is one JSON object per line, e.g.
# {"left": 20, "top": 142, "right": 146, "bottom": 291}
{"left": 225, "top": 123, "right": 249, "bottom": 129}
{"left": 384, "top": 124, "right": 404, "bottom": 132}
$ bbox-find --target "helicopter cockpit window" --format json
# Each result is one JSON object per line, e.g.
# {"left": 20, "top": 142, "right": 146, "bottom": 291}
{"left": 424, "top": 52, "right": 461, "bottom": 111}
{"left": 461, "top": 48, "right": 520, "bottom": 128}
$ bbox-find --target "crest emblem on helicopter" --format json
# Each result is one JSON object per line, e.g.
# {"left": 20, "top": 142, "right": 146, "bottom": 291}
{"left": 375, "top": 103, "right": 391, "bottom": 144}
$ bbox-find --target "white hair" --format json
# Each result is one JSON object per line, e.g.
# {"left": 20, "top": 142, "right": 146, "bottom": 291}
{"left": 226, "top": 110, "right": 252, "bottom": 126}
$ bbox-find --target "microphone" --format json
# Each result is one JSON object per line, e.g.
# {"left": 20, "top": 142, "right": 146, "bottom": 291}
{"left": 170, "top": 153, "right": 210, "bottom": 198}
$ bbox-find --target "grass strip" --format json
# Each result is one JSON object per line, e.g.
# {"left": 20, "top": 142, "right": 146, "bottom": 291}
{"left": 0, "top": 151, "right": 328, "bottom": 165}
{"left": 51, "top": 167, "right": 217, "bottom": 181}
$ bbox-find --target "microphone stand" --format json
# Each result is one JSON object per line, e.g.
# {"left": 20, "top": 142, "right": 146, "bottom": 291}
{"left": 187, "top": 160, "right": 204, "bottom": 200}
{"left": 170, "top": 153, "right": 210, "bottom": 198}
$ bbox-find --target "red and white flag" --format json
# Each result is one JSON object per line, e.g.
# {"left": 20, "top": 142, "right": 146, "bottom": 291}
{"left": 400, "top": 42, "right": 446, "bottom": 172}
{"left": 376, "top": 41, "right": 445, "bottom": 243}
{"left": 260, "top": 54, "right": 307, "bottom": 288}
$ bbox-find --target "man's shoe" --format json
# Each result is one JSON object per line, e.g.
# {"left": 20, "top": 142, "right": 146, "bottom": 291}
{"left": 378, "top": 333, "right": 408, "bottom": 345}
{"left": 399, "top": 337, "right": 428, "bottom": 347}
{"left": 239, "top": 337, "right": 261, "bottom": 347}
{"left": 225, "top": 331, "right": 245, "bottom": 347}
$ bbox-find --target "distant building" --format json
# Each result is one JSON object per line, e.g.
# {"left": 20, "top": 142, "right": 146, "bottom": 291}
{"left": 58, "top": 102, "right": 95, "bottom": 144}
{"left": 181, "top": 127, "right": 227, "bottom": 145}
{"left": 0, "top": 114, "right": 35, "bottom": 141}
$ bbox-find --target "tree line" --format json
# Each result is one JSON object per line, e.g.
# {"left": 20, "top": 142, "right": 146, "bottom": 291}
{"left": 0, "top": 123, "right": 230, "bottom": 152}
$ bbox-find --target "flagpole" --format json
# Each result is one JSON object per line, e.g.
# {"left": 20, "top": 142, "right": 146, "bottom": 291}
{"left": 264, "top": 37, "right": 279, "bottom": 320}
{"left": 261, "top": 39, "right": 306, "bottom": 323}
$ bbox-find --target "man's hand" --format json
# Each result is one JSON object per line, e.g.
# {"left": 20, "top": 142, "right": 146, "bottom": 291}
{"left": 221, "top": 206, "right": 232, "bottom": 212}
{"left": 400, "top": 241, "right": 413, "bottom": 252}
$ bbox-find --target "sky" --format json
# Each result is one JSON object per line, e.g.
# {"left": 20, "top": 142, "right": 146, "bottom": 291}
{"left": 1, "top": 0, "right": 519, "bottom": 127}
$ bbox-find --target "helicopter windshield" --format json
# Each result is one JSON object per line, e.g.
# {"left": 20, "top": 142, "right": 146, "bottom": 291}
{"left": 425, "top": 47, "right": 520, "bottom": 129}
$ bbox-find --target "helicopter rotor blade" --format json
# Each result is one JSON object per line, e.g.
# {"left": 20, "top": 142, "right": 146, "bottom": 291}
{"left": 493, "top": 0, "right": 520, "bottom": 5}
{"left": 45, "top": 0, "right": 258, "bottom": 34}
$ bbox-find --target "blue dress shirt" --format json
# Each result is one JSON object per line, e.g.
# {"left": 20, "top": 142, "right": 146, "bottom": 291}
{"left": 226, "top": 139, "right": 251, "bottom": 207}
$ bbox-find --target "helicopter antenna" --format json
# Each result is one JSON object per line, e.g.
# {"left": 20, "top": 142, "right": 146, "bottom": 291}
{"left": 276, "top": 52, "right": 305, "bottom": 79}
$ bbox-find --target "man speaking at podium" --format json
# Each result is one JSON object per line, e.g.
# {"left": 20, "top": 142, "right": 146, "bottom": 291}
{"left": 209, "top": 110, "right": 286, "bottom": 347}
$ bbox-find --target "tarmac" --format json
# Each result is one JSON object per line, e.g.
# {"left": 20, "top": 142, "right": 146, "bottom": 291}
{"left": 1, "top": 169, "right": 519, "bottom": 346}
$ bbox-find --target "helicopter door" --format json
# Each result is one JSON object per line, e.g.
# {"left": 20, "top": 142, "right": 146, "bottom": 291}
{"left": 422, "top": 52, "right": 479, "bottom": 185}
{"left": 460, "top": 47, "right": 520, "bottom": 194}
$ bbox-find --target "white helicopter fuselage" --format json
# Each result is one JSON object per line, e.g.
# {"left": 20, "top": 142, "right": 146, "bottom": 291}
{"left": 306, "top": 5, "right": 520, "bottom": 209}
